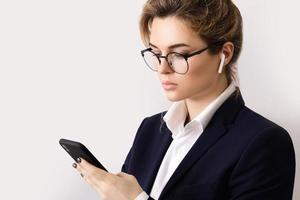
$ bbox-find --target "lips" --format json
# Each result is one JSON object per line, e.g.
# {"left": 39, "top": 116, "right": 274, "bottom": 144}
{"left": 162, "top": 81, "right": 178, "bottom": 91}
{"left": 162, "top": 81, "right": 177, "bottom": 85}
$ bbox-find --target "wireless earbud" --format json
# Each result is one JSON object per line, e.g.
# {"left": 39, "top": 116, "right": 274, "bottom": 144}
{"left": 218, "top": 53, "right": 226, "bottom": 74}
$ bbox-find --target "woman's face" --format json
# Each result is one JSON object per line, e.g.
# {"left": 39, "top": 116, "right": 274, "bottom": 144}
{"left": 149, "top": 16, "right": 225, "bottom": 102}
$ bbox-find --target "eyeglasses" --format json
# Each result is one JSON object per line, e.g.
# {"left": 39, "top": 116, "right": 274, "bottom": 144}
{"left": 140, "top": 46, "right": 210, "bottom": 74}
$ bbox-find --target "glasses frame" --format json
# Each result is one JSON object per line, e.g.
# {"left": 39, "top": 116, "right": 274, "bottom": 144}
{"left": 141, "top": 46, "right": 210, "bottom": 74}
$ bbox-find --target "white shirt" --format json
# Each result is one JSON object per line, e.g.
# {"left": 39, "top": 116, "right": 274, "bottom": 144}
{"left": 135, "top": 82, "right": 237, "bottom": 200}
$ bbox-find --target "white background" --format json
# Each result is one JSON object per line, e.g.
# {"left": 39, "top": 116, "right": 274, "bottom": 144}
{"left": 0, "top": 0, "right": 299, "bottom": 199}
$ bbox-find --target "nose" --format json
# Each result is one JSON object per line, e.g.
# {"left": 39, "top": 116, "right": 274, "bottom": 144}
{"left": 157, "top": 57, "right": 173, "bottom": 74}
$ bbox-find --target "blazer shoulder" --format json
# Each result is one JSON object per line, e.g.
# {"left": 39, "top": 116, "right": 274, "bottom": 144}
{"left": 141, "top": 111, "right": 168, "bottom": 128}
{"left": 238, "top": 105, "right": 288, "bottom": 131}
{"left": 229, "top": 108, "right": 296, "bottom": 199}
{"left": 145, "top": 110, "right": 168, "bottom": 121}
{"left": 132, "top": 110, "right": 171, "bottom": 144}
{"left": 235, "top": 105, "right": 293, "bottom": 145}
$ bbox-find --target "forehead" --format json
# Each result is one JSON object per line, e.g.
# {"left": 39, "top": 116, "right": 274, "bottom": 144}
{"left": 149, "top": 16, "right": 204, "bottom": 49}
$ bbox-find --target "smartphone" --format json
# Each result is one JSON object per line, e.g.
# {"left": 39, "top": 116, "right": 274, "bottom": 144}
{"left": 59, "top": 138, "right": 108, "bottom": 172}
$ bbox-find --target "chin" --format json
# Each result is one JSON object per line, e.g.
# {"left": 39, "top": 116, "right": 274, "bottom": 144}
{"left": 165, "top": 91, "right": 185, "bottom": 102}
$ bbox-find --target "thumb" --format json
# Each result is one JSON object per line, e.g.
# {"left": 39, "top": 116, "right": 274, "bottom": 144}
{"left": 116, "top": 172, "right": 128, "bottom": 177}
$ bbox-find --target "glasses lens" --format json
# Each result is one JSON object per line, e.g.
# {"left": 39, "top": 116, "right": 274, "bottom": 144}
{"left": 142, "top": 51, "right": 159, "bottom": 71}
{"left": 167, "top": 53, "right": 188, "bottom": 74}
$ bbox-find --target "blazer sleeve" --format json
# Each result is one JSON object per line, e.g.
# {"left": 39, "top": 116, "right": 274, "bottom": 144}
{"left": 121, "top": 117, "right": 157, "bottom": 200}
{"left": 228, "top": 126, "right": 296, "bottom": 200}
{"left": 121, "top": 117, "right": 148, "bottom": 173}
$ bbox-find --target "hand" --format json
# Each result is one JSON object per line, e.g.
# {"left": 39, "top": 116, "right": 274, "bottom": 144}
{"left": 72, "top": 157, "right": 143, "bottom": 200}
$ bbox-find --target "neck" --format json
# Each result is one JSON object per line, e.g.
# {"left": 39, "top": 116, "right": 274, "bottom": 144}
{"left": 184, "top": 76, "right": 229, "bottom": 124}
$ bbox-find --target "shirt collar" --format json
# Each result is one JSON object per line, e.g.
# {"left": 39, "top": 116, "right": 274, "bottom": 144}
{"left": 163, "top": 82, "right": 237, "bottom": 139}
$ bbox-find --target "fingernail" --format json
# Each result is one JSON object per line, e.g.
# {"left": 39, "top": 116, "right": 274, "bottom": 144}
{"left": 72, "top": 163, "right": 77, "bottom": 168}
{"left": 77, "top": 157, "right": 81, "bottom": 163}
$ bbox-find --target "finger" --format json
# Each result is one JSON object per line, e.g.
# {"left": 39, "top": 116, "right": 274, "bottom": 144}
{"left": 73, "top": 162, "right": 102, "bottom": 193}
{"left": 72, "top": 162, "right": 86, "bottom": 177}
{"left": 116, "top": 172, "right": 127, "bottom": 177}
{"left": 77, "top": 157, "right": 107, "bottom": 179}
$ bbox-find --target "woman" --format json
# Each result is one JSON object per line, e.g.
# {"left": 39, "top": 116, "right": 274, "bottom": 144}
{"left": 72, "top": 0, "right": 296, "bottom": 199}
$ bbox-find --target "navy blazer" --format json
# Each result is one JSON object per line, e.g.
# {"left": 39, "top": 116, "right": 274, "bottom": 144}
{"left": 121, "top": 92, "right": 295, "bottom": 200}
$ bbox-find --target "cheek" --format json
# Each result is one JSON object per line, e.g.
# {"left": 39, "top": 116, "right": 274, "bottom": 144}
{"left": 183, "top": 57, "right": 218, "bottom": 87}
{"left": 162, "top": 57, "right": 219, "bottom": 101}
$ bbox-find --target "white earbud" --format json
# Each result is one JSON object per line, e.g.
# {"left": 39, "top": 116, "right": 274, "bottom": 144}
{"left": 218, "top": 53, "right": 226, "bottom": 74}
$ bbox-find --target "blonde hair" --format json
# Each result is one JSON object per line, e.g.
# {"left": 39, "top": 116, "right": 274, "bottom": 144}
{"left": 139, "top": 0, "right": 243, "bottom": 92}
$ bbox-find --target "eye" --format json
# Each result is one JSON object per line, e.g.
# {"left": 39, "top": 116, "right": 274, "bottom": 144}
{"left": 179, "top": 51, "right": 190, "bottom": 55}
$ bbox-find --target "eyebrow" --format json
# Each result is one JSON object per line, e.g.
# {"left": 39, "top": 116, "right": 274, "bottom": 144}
{"left": 149, "top": 42, "right": 191, "bottom": 50}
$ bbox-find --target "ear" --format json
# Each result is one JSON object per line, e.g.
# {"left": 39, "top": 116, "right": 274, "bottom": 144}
{"left": 220, "top": 42, "right": 235, "bottom": 66}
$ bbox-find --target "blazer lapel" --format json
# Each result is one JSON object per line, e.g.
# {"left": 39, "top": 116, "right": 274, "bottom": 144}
{"left": 143, "top": 123, "right": 173, "bottom": 193}
{"left": 158, "top": 92, "right": 245, "bottom": 199}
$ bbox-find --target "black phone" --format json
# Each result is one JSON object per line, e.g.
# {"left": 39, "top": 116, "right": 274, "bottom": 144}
{"left": 59, "top": 138, "right": 108, "bottom": 172}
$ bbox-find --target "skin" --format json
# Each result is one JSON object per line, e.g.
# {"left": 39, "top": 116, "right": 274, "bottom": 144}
{"left": 73, "top": 158, "right": 142, "bottom": 200}
{"left": 150, "top": 16, "right": 234, "bottom": 123}
{"left": 72, "top": 16, "right": 234, "bottom": 199}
